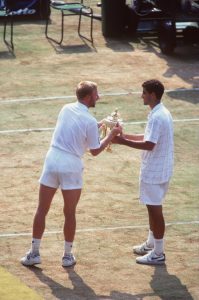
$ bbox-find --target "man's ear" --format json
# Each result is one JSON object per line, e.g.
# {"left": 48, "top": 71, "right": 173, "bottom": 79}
{"left": 83, "top": 94, "right": 90, "bottom": 105}
{"left": 151, "top": 92, "right": 157, "bottom": 101}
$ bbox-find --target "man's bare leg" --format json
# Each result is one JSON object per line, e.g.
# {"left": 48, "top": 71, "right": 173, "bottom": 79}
{"left": 62, "top": 189, "right": 81, "bottom": 242}
{"left": 21, "top": 184, "right": 57, "bottom": 266}
{"left": 147, "top": 205, "right": 165, "bottom": 239}
{"left": 61, "top": 189, "right": 81, "bottom": 267}
{"left": 33, "top": 184, "right": 57, "bottom": 238}
{"left": 147, "top": 205, "right": 165, "bottom": 255}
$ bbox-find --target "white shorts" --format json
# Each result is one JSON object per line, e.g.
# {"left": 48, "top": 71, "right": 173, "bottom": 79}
{"left": 39, "top": 147, "right": 84, "bottom": 190}
{"left": 139, "top": 180, "right": 170, "bottom": 205}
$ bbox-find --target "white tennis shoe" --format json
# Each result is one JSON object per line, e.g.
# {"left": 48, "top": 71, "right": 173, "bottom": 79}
{"left": 136, "top": 250, "right": 165, "bottom": 265}
{"left": 20, "top": 250, "right": 41, "bottom": 266}
{"left": 133, "top": 241, "right": 154, "bottom": 255}
{"left": 62, "top": 253, "right": 76, "bottom": 267}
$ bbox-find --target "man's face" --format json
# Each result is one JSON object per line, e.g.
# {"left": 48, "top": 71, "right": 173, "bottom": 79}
{"left": 141, "top": 88, "right": 153, "bottom": 105}
{"left": 89, "top": 88, "right": 99, "bottom": 107}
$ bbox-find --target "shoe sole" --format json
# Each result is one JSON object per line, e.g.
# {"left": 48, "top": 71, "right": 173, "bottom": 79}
{"left": 136, "top": 259, "right": 165, "bottom": 265}
{"left": 62, "top": 261, "right": 76, "bottom": 268}
{"left": 21, "top": 262, "right": 41, "bottom": 267}
{"left": 21, "top": 260, "right": 41, "bottom": 266}
{"left": 133, "top": 249, "right": 151, "bottom": 255}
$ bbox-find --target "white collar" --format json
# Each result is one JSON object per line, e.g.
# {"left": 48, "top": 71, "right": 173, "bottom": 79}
{"left": 150, "top": 103, "right": 163, "bottom": 114}
{"left": 148, "top": 103, "right": 163, "bottom": 119}
{"left": 76, "top": 101, "right": 89, "bottom": 112}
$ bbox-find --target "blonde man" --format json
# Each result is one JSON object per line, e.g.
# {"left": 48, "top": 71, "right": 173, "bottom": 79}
{"left": 21, "top": 81, "right": 122, "bottom": 267}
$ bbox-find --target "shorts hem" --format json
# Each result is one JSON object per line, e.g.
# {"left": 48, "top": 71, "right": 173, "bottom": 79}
{"left": 61, "top": 186, "right": 82, "bottom": 190}
{"left": 139, "top": 199, "right": 164, "bottom": 206}
{"left": 39, "top": 179, "right": 82, "bottom": 190}
{"left": 39, "top": 180, "right": 59, "bottom": 189}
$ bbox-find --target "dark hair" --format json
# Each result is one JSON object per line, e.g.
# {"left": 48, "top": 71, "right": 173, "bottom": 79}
{"left": 142, "top": 79, "right": 164, "bottom": 100}
{"left": 76, "top": 81, "right": 97, "bottom": 100}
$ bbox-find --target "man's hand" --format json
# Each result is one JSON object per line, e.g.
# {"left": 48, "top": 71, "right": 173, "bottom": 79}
{"left": 110, "top": 123, "right": 123, "bottom": 137}
{"left": 97, "top": 120, "right": 105, "bottom": 128}
{"left": 111, "top": 135, "right": 123, "bottom": 144}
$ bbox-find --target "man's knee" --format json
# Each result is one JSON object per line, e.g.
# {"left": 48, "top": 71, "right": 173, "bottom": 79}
{"left": 35, "top": 206, "right": 49, "bottom": 218}
{"left": 147, "top": 205, "right": 163, "bottom": 218}
{"left": 63, "top": 207, "right": 76, "bottom": 219}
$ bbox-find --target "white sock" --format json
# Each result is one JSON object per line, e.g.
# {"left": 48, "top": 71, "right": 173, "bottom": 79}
{"left": 64, "top": 241, "right": 73, "bottom": 255}
{"left": 154, "top": 238, "right": 164, "bottom": 255}
{"left": 31, "top": 238, "right": 41, "bottom": 254}
{"left": 146, "top": 229, "right": 154, "bottom": 247}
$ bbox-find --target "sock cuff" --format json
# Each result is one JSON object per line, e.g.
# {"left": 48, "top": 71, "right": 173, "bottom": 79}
{"left": 64, "top": 241, "right": 73, "bottom": 254}
{"left": 154, "top": 238, "right": 164, "bottom": 243}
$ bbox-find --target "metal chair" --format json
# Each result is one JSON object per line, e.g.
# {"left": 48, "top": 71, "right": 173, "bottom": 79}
{"left": 0, "top": 1, "right": 14, "bottom": 50}
{"left": 45, "top": 0, "right": 94, "bottom": 44}
{"left": 1, "top": 0, "right": 50, "bottom": 51}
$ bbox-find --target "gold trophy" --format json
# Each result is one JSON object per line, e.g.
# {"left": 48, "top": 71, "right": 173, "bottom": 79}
{"left": 100, "top": 108, "right": 123, "bottom": 151}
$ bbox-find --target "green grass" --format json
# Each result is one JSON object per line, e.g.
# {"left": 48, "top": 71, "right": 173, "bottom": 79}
{"left": 0, "top": 6, "right": 199, "bottom": 299}
{"left": 1, "top": 95, "right": 198, "bottom": 227}
{"left": 0, "top": 267, "right": 43, "bottom": 300}
{"left": 1, "top": 92, "right": 199, "bottom": 131}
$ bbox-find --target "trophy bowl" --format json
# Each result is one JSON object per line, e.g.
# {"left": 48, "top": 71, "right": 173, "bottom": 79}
{"left": 99, "top": 109, "right": 123, "bottom": 151}
{"left": 102, "top": 116, "right": 123, "bottom": 128}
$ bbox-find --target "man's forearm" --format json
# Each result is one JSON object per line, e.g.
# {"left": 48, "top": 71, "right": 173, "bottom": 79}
{"left": 118, "top": 137, "right": 155, "bottom": 150}
{"left": 90, "top": 132, "right": 115, "bottom": 156}
{"left": 100, "top": 132, "right": 114, "bottom": 150}
{"left": 123, "top": 134, "right": 144, "bottom": 141}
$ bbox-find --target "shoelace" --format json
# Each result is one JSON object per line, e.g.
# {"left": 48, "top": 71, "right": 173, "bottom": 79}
{"left": 27, "top": 251, "right": 39, "bottom": 259}
{"left": 63, "top": 254, "right": 73, "bottom": 260}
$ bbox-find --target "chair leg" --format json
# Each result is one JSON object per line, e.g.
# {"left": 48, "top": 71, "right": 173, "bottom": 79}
{"left": 78, "top": 7, "right": 94, "bottom": 44}
{"left": 45, "top": 13, "right": 49, "bottom": 37}
{"left": 4, "top": 16, "right": 14, "bottom": 51}
{"left": 60, "top": 10, "right": 64, "bottom": 44}
{"left": 3, "top": 19, "right": 7, "bottom": 43}
{"left": 45, "top": 9, "right": 65, "bottom": 44}
{"left": 10, "top": 16, "right": 14, "bottom": 50}
{"left": 78, "top": 11, "right": 82, "bottom": 36}
{"left": 90, "top": 11, "right": 93, "bottom": 43}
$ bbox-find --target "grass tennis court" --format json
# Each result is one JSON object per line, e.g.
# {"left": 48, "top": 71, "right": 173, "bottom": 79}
{"left": 0, "top": 92, "right": 199, "bottom": 299}
{"left": 0, "top": 2, "right": 199, "bottom": 299}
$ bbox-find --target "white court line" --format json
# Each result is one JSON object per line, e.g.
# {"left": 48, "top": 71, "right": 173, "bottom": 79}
{"left": 0, "top": 220, "right": 198, "bottom": 238}
{"left": 126, "top": 118, "right": 199, "bottom": 125}
{"left": 0, "top": 118, "right": 199, "bottom": 134}
{"left": 0, "top": 88, "right": 199, "bottom": 104}
{"left": 0, "top": 127, "right": 55, "bottom": 134}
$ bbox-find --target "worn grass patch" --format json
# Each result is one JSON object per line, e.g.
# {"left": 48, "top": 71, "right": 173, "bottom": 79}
{"left": 0, "top": 3, "right": 199, "bottom": 298}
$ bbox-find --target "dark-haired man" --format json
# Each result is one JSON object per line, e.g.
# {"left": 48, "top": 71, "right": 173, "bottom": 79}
{"left": 113, "top": 79, "right": 174, "bottom": 265}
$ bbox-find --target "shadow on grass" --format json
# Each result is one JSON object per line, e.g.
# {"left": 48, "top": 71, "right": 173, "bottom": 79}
{"left": 28, "top": 266, "right": 153, "bottom": 299}
{"left": 66, "top": 268, "right": 152, "bottom": 300}
{"left": 104, "top": 36, "right": 136, "bottom": 53}
{"left": 0, "top": 50, "right": 15, "bottom": 59}
{"left": 46, "top": 37, "right": 96, "bottom": 54}
{"left": 150, "top": 265, "right": 193, "bottom": 300}
{"left": 27, "top": 263, "right": 194, "bottom": 299}
{"left": 137, "top": 35, "right": 199, "bottom": 91}
{"left": 166, "top": 90, "right": 199, "bottom": 104}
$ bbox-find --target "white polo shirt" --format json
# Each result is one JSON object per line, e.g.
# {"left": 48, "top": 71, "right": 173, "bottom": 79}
{"left": 140, "top": 103, "right": 174, "bottom": 184}
{"left": 51, "top": 101, "right": 100, "bottom": 157}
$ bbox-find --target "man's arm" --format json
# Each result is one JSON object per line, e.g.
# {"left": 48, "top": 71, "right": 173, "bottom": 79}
{"left": 90, "top": 126, "right": 122, "bottom": 156}
{"left": 123, "top": 134, "right": 144, "bottom": 141}
{"left": 97, "top": 120, "right": 104, "bottom": 128}
{"left": 112, "top": 135, "right": 155, "bottom": 151}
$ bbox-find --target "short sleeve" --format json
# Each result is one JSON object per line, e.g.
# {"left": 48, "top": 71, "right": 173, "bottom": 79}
{"left": 86, "top": 121, "right": 100, "bottom": 150}
{"left": 144, "top": 116, "right": 161, "bottom": 144}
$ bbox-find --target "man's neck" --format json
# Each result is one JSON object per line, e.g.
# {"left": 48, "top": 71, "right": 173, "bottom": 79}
{"left": 78, "top": 99, "right": 89, "bottom": 108}
{"left": 150, "top": 101, "right": 161, "bottom": 110}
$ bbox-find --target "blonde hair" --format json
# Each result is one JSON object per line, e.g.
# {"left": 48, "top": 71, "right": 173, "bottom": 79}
{"left": 76, "top": 81, "right": 97, "bottom": 100}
